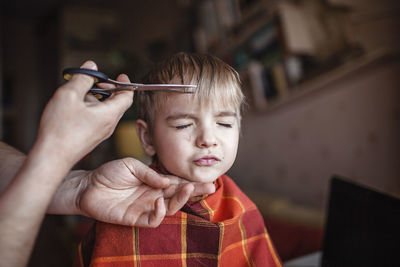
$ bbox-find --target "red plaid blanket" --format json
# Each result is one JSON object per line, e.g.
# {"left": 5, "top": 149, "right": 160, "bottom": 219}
{"left": 75, "top": 175, "right": 282, "bottom": 267}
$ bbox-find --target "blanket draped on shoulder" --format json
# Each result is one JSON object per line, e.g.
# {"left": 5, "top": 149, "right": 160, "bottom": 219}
{"left": 75, "top": 174, "right": 282, "bottom": 267}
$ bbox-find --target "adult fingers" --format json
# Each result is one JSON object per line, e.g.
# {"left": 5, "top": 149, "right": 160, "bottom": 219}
{"left": 190, "top": 182, "right": 215, "bottom": 197}
{"left": 96, "top": 82, "right": 115, "bottom": 90}
{"left": 84, "top": 93, "right": 99, "bottom": 102}
{"left": 65, "top": 61, "right": 98, "bottom": 98}
{"left": 122, "top": 158, "right": 170, "bottom": 188}
{"left": 116, "top": 73, "right": 132, "bottom": 83}
{"left": 147, "top": 197, "right": 166, "bottom": 227}
{"left": 165, "top": 183, "right": 194, "bottom": 216}
{"left": 102, "top": 74, "right": 134, "bottom": 115}
{"left": 161, "top": 177, "right": 216, "bottom": 198}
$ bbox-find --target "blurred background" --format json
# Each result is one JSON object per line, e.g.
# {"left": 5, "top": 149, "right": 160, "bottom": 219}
{"left": 1, "top": 0, "right": 399, "bottom": 265}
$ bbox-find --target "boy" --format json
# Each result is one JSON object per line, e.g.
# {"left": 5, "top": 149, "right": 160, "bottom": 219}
{"left": 75, "top": 52, "right": 282, "bottom": 266}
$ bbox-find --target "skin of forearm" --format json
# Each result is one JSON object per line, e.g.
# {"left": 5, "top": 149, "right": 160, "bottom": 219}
{"left": 47, "top": 169, "right": 89, "bottom": 216}
{"left": 0, "top": 141, "right": 83, "bottom": 216}
{"left": 0, "top": 141, "right": 73, "bottom": 267}
{"left": 0, "top": 142, "right": 26, "bottom": 193}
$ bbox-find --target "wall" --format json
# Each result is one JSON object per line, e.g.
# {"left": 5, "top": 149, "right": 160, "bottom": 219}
{"left": 1, "top": 19, "right": 42, "bottom": 152}
{"left": 230, "top": 54, "right": 400, "bottom": 211}
{"left": 0, "top": 0, "right": 192, "bottom": 157}
{"left": 0, "top": 18, "right": 2, "bottom": 139}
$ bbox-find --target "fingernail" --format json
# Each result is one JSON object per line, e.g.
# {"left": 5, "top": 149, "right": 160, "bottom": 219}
{"left": 80, "top": 60, "right": 97, "bottom": 70}
{"left": 161, "top": 178, "right": 170, "bottom": 187}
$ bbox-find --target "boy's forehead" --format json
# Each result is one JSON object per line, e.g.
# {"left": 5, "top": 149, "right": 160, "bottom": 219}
{"left": 157, "top": 93, "right": 238, "bottom": 114}
{"left": 154, "top": 74, "right": 242, "bottom": 116}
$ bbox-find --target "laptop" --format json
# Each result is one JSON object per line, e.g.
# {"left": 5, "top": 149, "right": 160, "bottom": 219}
{"left": 320, "top": 176, "right": 400, "bottom": 267}
{"left": 285, "top": 175, "right": 400, "bottom": 267}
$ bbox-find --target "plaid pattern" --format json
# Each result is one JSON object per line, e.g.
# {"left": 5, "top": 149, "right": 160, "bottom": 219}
{"left": 75, "top": 175, "right": 282, "bottom": 267}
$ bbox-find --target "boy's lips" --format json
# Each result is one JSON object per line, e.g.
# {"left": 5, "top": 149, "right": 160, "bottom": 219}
{"left": 193, "top": 156, "right": 220, "bottom": 166}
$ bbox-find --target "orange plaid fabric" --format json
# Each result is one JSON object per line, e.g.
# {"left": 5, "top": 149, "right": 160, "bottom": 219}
{"left": 75, "top": 175, "right": 282, "bottom": 267}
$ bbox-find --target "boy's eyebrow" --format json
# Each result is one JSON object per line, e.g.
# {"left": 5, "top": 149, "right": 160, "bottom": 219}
{"left": 165, "top": 113, "right": 196, "bottom": 121}
{"left": 166, "top": 111, "right": 238, "bottom": 121}
{"left": 215, "top": 111, "right": 237, "bottom": 117}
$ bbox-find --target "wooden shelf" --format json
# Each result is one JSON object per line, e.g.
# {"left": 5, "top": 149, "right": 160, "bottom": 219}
{"left": 253, "top": 49, "right": 400, "bottom": 114}
{"left": 205, "top": 0, "right": 279, "bottom": 56}
{"left": 195, "top": 0, "right": 400, "bottom": 115}
{"left": 226, "top": 6, "right": 278, "bottom": 54}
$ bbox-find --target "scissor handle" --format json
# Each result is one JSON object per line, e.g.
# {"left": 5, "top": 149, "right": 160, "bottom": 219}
{"left": 62, "top": 68, "right": 109, "bottom": 84}
{"left": 62, "top": 68, "right": 112, "bottom": 101}
{"left": 89, "top": 89, "right": 112, "bottom": 101}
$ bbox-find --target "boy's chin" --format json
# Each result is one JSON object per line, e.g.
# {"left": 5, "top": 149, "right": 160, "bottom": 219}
{"left": 183, "top": 173, "right": 221, "bottom": 183}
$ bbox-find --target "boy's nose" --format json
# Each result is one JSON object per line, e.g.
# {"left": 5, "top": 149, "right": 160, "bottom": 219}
{"left": 196, "top": 127, "right": 217, "bottom": 148}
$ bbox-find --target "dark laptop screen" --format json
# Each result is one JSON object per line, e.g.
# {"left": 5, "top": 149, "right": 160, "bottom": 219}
{"left": 321, "top": 176, "right": 400, "bottom": 267}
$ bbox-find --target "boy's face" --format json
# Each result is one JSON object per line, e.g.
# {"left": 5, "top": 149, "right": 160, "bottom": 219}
{"left": 138, "top": 93, "right": 240, "bottom": 183}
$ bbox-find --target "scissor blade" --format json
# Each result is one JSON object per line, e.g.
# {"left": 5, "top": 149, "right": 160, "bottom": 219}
{"left": 137, "top": 84, "right": 196, "bottom": 93}
{"left": 99, "top": 84, "right": 196, "bottom": 93}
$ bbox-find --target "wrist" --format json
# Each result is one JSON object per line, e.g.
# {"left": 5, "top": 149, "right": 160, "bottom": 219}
{"left": 47, "top": 170, "right": 90, "bottom": 216}
{"left": 31, "top": 135, "right": 77, "bottom": 171}
{"left": 72, "top": 170, "right": 91, "bottom": 217}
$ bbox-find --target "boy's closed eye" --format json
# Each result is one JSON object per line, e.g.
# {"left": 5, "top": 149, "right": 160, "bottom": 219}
{"left": 216, "top": 117, "right": 237, "bottom": 128}
{"left": 173, "top": 122, "right": 234, "bottom": 130}
{"left": 217, "top": 122, "right": 233, "bottom": 128}
{"left": 175, "top": 124, "right": 192, "bottom": 130}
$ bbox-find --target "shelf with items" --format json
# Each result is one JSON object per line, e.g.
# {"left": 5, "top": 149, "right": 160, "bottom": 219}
{"left": 194, "top": 0, "right": 279, "bottom": 59}
{"left": 221, "top": 1, "right": 279, "bottom": 57}
{"left": 193, "top": 0, "right": 364, "bottom": 111}
{"left": 244, "top": 48, "right": 400, "bottom": 113}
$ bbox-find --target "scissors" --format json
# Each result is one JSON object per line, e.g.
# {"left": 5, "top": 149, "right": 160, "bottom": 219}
{"left": 62, "top": 68, "right": 197, "bottom": 100}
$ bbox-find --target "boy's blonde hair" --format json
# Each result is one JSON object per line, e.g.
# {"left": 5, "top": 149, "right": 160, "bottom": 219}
{"left": 135, "top": 52, "right": 245, "bottom": 131}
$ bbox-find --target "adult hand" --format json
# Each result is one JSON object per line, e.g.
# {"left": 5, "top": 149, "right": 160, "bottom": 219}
{"left": 0, "top": 61, "right": 134, "bottom": 267}
{"left": 35, "top": 61, "right": 133, "bottom": 168}
{"left": 50, "top": 158, "right": 215, "bottom": 227}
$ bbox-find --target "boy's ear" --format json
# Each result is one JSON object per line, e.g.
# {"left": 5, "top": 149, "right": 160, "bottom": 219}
{"left": 136, "top": 119, "right": 156, "bottom": 156}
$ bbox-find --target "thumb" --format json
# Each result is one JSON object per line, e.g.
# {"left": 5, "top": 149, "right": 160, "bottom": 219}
{"left": 67, "top": 60, "right": 98, "bottom": 97}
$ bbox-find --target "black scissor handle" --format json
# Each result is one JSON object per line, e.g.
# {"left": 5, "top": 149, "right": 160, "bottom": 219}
{"left": 62, "top": 68, "right": 112, "bottom": 101}
{"left": 62, "top": 68, "right": 109, "bottom": 84}
{"left": 88, "top": 89, "right": 112, "bottom": 101}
